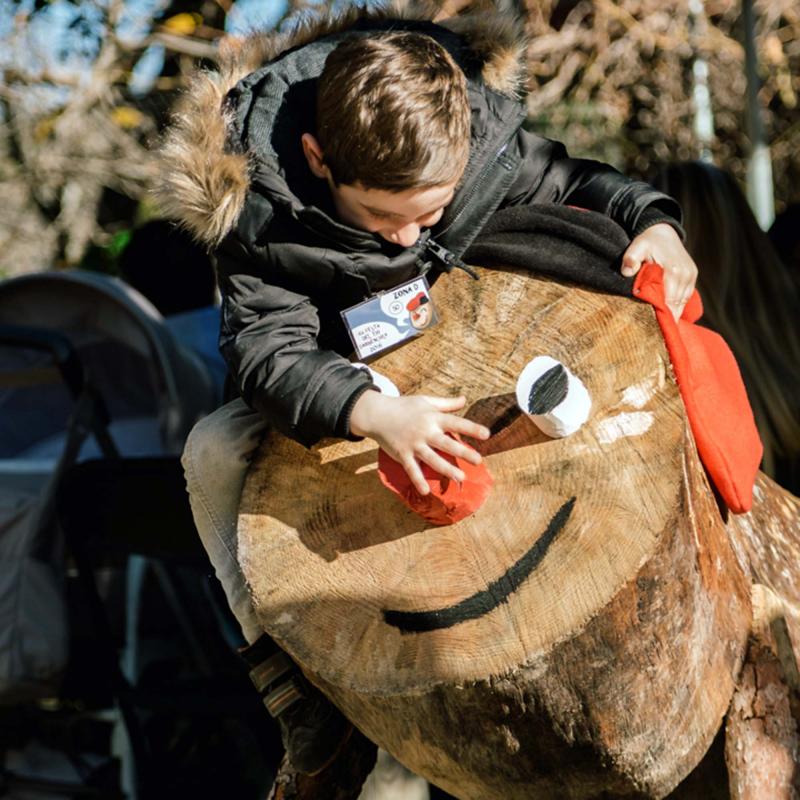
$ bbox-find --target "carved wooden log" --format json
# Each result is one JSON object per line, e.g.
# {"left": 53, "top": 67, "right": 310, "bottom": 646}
{"left": 724, "top": 585, "right": 800, "bottom": 800}
{"left": 727, "top": 477, "right": 800, "bottom": 670}
{"left": 724, "top": 493, "right": 800, "bottom": 799}
{"left": 239, "top": 266, "right": 753, "bottom": 799}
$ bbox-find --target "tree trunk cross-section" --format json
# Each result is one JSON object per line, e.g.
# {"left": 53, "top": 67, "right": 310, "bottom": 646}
{"left": 239, "top": 266, "right": 752, "bottom": 799}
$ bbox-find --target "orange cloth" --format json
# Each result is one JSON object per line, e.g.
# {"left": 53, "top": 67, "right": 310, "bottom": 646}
{"left": 634, "top": 262, "right": 762, "bottom": 513}
{"left": 378, "top": 436, "right": 493, "bottom": 526}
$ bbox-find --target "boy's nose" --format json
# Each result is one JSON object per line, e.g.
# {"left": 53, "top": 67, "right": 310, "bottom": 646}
{"left": 384, "top": 223, "right": 421, "bottom": 248}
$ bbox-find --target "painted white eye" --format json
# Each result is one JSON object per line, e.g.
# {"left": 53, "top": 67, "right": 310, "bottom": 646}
{"left": 352, "top": 363, "right": 400, "bottom": 397}
{"left": 515, "top": 356, "right": 591, "bottom": 438}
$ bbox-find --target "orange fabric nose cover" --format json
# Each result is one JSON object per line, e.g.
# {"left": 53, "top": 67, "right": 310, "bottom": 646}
{"left": 634, "top": 262, "right": 762, "bottom": 513}
{"left": 378, "top": 436, "right": 493, "bottom": 526}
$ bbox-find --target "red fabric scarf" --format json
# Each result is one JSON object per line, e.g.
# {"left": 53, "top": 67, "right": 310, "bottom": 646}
{"left": 634, "top": 262, "right": 762, "bottom": 513}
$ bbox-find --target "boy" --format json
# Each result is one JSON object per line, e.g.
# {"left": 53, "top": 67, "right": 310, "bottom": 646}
{"left": 157, "top": 4, "right": 697, "bottom": 775}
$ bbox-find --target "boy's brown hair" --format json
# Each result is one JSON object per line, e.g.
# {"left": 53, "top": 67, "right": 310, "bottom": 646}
{"left": 316, "top": 31, "right": 471, "bottom": 191}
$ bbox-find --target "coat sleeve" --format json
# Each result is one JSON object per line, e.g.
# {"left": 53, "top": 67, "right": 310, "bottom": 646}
{"left": 215, "top": 236, "right": 374, "bottom": 448}
{"left": 502, "top": 129, "right": 684, "bottom": 237}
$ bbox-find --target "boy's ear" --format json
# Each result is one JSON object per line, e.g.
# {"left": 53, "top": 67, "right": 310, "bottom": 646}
{"left": 301, "top": 133, "right": 330, "bottom": 180}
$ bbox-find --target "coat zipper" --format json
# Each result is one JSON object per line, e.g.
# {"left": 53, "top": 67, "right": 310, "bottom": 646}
{"left": 435, "top": 133, "right": 517, "bottom": 238}
{"left": 421, "top": 238, "right": 480, "bottom": 280}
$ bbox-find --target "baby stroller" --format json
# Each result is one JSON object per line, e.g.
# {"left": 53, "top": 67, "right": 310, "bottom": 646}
{"left": 0, "top": 271, "right": 271, "bottom": 798}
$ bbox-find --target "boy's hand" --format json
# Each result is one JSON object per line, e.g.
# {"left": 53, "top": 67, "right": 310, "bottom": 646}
{"left": 349, "top": 391, "right": 490, "bottom": 496}
{"left": 620, "top": 223, "right": 699, "bottom": 321}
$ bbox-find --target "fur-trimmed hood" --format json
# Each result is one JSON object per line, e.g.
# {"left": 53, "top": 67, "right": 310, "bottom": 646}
{"left": 155, "top": 2, "right": 527, "bottom": 247}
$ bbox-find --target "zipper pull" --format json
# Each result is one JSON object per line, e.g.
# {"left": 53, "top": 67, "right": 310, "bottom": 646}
{"left": 425, "top": 239, "right": 480, "bottom": 280}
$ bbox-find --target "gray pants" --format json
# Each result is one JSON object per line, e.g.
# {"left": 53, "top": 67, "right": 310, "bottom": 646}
{"left": 181, "top": 398, "right": 268, "bottom": 644}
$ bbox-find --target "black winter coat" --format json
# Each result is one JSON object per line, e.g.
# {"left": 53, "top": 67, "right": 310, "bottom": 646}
{"left": 158, "top": 9, "right": 681, "bottom": 447}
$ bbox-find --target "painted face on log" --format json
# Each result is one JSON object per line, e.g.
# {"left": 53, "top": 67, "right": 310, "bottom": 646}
{"left": 239, "top": 267, "right": 683, "bottom": 694}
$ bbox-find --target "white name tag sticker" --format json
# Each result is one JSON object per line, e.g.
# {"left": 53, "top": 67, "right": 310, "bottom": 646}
{"left": 341, "top": 277, "right": 438, "bottom": 361}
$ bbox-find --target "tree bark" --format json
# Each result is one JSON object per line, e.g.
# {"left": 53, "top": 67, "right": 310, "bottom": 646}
{"left": 240, "top": 267, "right": 753, "bottom": 799}
{"left": 724, "top": 585, "right": 800, "bottom": 800}
{"left": 727, "top": 477, "right": 800, "bottom": 673}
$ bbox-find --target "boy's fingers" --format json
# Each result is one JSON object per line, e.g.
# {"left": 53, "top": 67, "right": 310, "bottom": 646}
{"left": 420, "top": 395, "right": 466, "bottom": 412}
{"left": 664, "top": 273, "right": 680, "bottom": 306}
{"left": 667, "top": 301, "right": 685, "bottom": 322}
{"left": 665, "top": 271, "right": 691, "bottom": 320}
{"left": 418, "top": 446, "right": 466, "bottom": 484}
{"left": 620, "top": 242, "right": 647, "bottom": 277}
{"left": 431, "top": 433, "right": 482, "bottom": 466}
{"left": 671, "top": 283, "right": 694, "bottom": 320}
{"left": 444, "top": 414, "right": 490, "bottom": 441}
{"left": 620, "top": 260, "right": 641, "bottom": 278}
{"left": 402, "top": 456, "right": 430, "bottom": 496}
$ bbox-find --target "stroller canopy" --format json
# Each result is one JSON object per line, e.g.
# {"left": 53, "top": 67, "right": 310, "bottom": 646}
{"left": 0, "top": 270, "right": 219, "bottom": 460}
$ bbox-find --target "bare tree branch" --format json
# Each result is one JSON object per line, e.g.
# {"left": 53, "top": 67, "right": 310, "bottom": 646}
{"left": 2, "top": 0, "right": 800, "bottom": 275}
{"left": 152, "top": 30, "right": 219, "bottom": 59}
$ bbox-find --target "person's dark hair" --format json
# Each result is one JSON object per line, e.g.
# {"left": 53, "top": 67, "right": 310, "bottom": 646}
{"left": 769, "top": 202, "right": 800, "bottom": 287}
{"left": 651, "top": 161, "right": 800, "bottom": 483}
{"left": 315, "top": 31, "right": 471, "bottom": 191}
{"left": 119, "top": 220, "right": 216, "bottom": 316}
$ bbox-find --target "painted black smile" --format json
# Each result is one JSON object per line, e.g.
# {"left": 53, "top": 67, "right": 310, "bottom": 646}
{"left": 383, "top": 497, "right": 576, "bottom": 633}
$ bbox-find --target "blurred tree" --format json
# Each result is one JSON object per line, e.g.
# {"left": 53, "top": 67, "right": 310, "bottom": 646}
{"left": 0, "top": 0, "right": 327, "bottom": 275}
{"left": 515, "top": 0, "right": 799, "bottom": 208}
{"left": 2, "top": 0, "right": 799, "bottom": 275}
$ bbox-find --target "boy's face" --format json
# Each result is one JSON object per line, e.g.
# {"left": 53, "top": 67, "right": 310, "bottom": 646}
{"left": 301, "top": 133, "right": 458, "bottom": 248}
{"left": 328, "top": 181, "right": 457, "bottom": 248}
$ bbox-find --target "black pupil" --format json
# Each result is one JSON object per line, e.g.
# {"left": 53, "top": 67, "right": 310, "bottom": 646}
{"left": 528, "top": 364, "right": 569, "bottom": 415}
